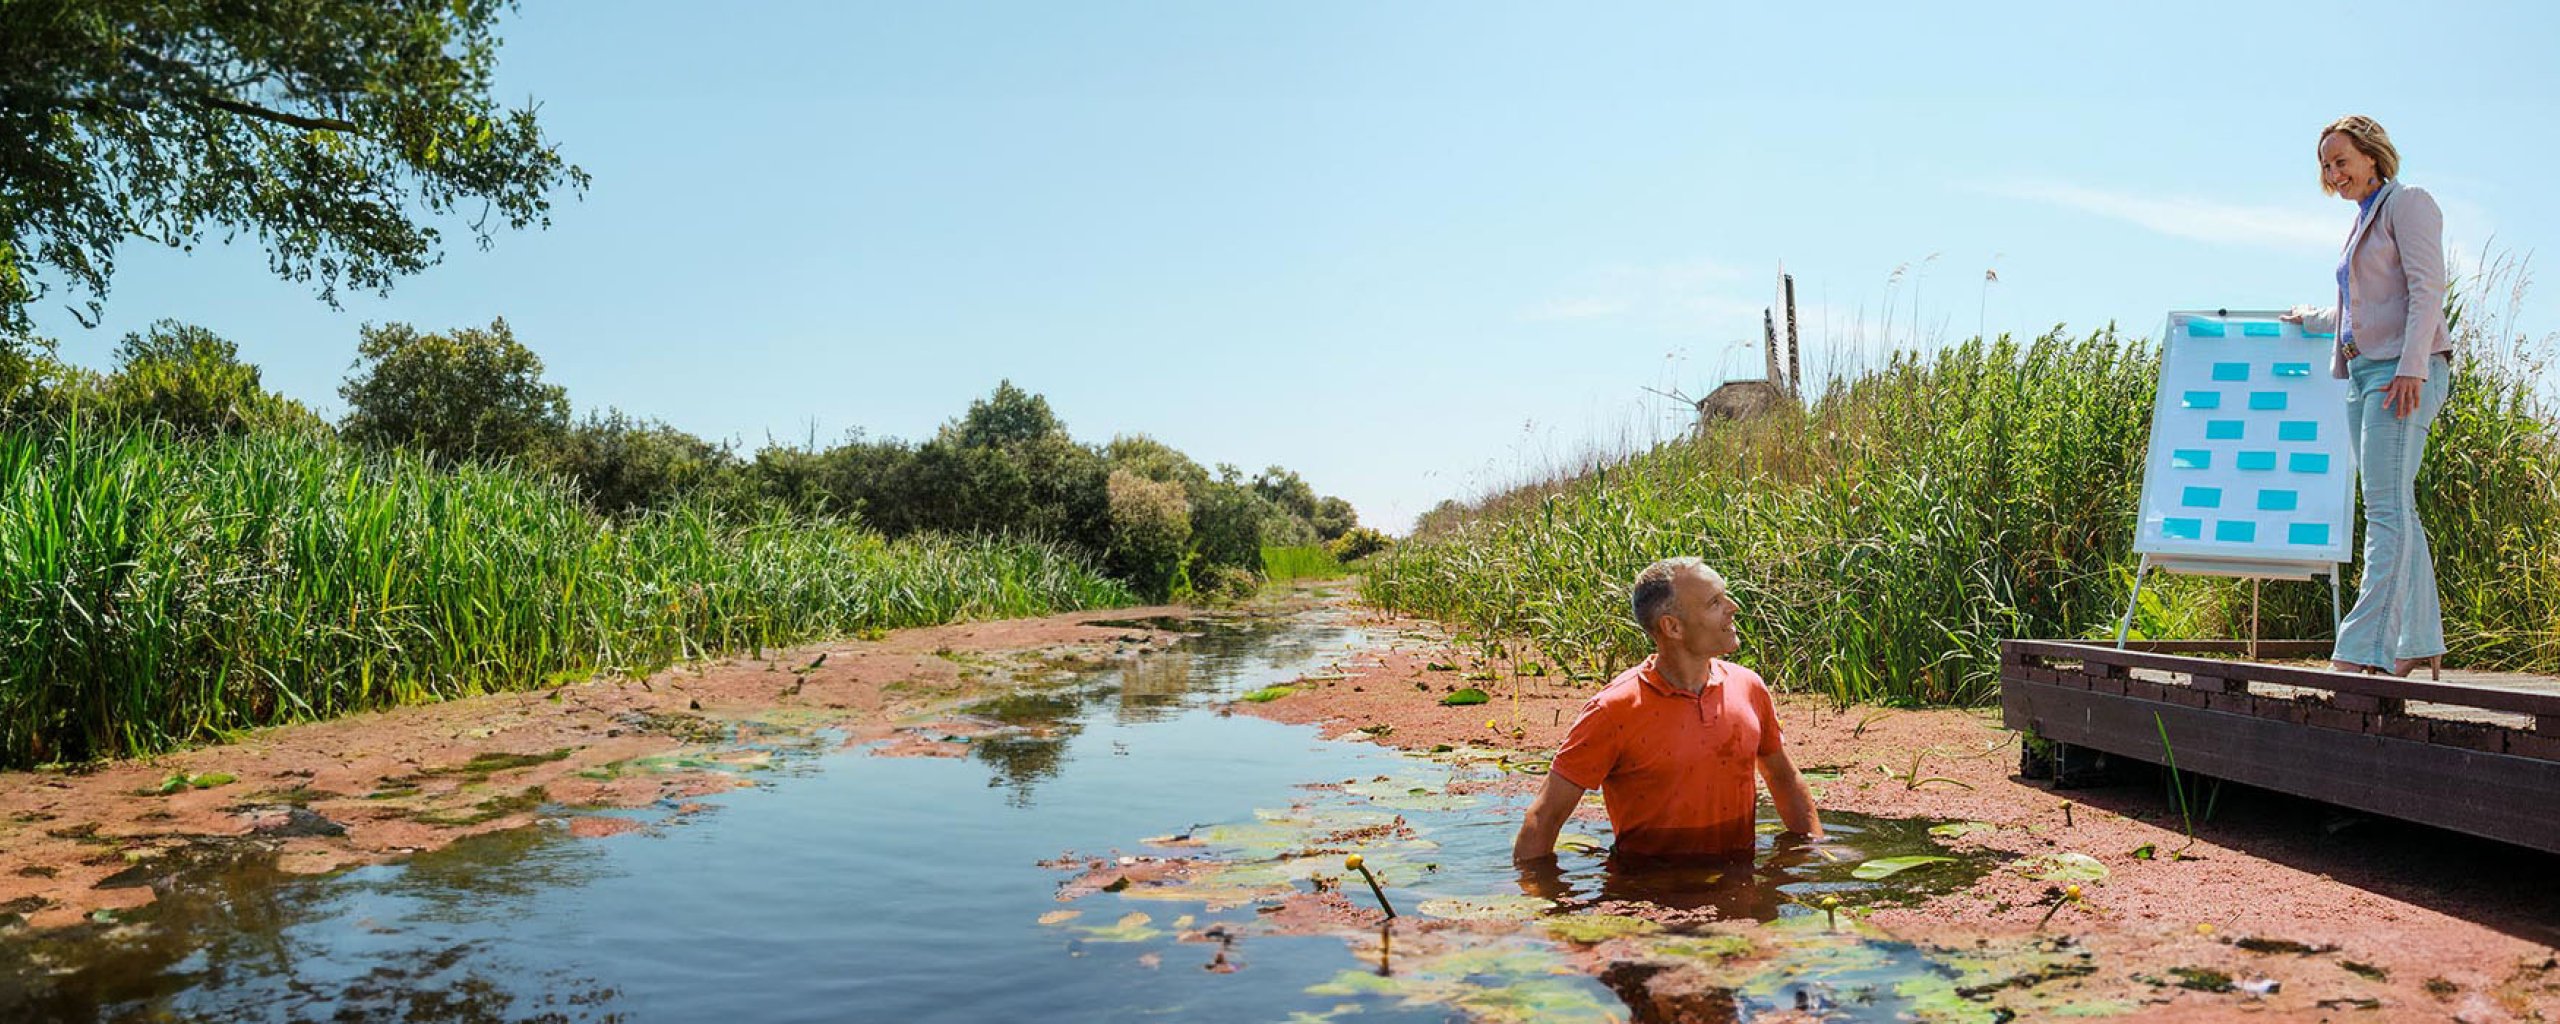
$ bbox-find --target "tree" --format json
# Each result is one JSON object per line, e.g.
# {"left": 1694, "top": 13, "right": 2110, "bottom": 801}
{"left": 339, "top": 318, "right": 568, "bottom": 464}
{"left": 949, "top": 380, "right": 1064, "bottom": 449}
{"left": 548, "top": 410, "right": 739, "bottom": 517}
{"left": 101, "top": 320, "right": 322, "bottom": 437}
{"left": 0, "top": 1, "right": 586, "bottom": 333}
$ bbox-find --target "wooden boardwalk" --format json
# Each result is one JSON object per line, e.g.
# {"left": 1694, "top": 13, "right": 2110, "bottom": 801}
{"left": 1999, "top": 639, "right": 2560, "bottom": 856}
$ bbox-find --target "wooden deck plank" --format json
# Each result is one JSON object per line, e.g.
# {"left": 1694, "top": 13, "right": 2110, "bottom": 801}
{"left": 2003, "top": 677, "right": 2560, "bottom": 855}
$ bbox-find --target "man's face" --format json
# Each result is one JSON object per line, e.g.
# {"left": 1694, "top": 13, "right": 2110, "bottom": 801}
{"left": 1661, "top": 567, "right": 1742, "bottom": 658}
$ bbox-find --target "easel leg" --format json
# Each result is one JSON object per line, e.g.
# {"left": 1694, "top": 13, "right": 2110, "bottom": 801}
{"left": 2249, "top": 578, "right": 2261, "bottom": 661}
{"left": 2116, "top": 555, "right": 2152, "bottom": 649}
{"left": 2327, "top": 570, "right": 2343, "bottom": 639}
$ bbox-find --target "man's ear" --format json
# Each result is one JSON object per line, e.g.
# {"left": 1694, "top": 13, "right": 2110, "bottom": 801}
{"left": 1653, "top": 614, "right": 1680, "bottom": 642}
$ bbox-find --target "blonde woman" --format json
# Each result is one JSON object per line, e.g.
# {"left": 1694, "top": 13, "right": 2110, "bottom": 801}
{"left": 2282, "top": 116, "right": 2455, "bottom": 678}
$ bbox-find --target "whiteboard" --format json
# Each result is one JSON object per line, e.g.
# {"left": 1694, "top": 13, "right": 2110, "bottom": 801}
{"left": 2132, "top": 310, "right": 2355, "bottom": 568}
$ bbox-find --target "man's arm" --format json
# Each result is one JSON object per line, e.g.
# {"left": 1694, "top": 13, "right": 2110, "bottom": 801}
{"left": 1512, "top": 771, "right": 1587, "bottom": 862}
{"left": 1757, "top": 746, "right": 1823, "bottom": 839}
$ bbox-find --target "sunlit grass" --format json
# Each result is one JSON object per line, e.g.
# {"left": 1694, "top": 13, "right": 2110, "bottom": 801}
{"left": 1261, "top": 545, "right": 1347, "bottom": 584}
{"left": 0, "top": 421, "right": 1132, "bottom": 767}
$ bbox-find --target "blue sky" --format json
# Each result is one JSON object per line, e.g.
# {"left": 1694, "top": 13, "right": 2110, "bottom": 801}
{"left": 29, "top": 1, "right": 2558, "bottom": 531}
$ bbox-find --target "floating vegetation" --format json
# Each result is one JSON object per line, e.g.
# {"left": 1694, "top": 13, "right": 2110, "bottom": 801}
{"left": 2017, "top": 851, "right": 2109, "bottom": 882}
{"left": 1238, "top": 685, "right": 1297, "bottom": 703}
{"left": 149, "top": 771, "right": 236, "bottom": 795}
{"left": 1437, "top": 687, "right": 1490, "bottom": 706}
{"left": 1541, "top": 914, "right": 1662, "bottom": 944}
{"left": 1851, "top": 855, "right": 1955, "bottom": 880}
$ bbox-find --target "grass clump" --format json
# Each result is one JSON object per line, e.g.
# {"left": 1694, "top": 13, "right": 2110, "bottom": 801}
{"left": 1261, "top": 544, "right": 1347, "bottom": 583}
{"left": 0, "top": 422, "right": 1133, "bottom": 768}
{"left": 1368, "top": 305, "right": 2560, "bottom": 705}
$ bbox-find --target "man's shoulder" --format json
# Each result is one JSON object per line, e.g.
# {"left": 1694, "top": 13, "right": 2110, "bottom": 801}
{"left": 1715, "top": 659, "right": 1770, "bottom": 691}
{"left": 1579, "top": 667, "right": 1650, "bottom": 713}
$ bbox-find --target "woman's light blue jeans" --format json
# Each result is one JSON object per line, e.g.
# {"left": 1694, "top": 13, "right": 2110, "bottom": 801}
{"left": 2333, "top": 352, "right": 2450, "bottom": 668}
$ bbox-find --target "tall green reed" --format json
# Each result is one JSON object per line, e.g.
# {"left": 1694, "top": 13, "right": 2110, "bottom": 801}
{"left": 0, "top": 421, "right": 1131, "bottom": 767}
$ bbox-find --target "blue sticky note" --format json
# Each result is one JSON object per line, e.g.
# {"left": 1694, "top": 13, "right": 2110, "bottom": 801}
{"left": 2215, "top": 520, "right": 2258, "bottom": 542}
{"left": 2162, "top": 518, "right": 2204, "bottom": 540}
{"left": 2289, "top": 522, "right": 2330, "bottom": 546}
{"left": 2277, "top": 421, "right": 2318, "bottom": 442}
{"left": 2171, "top": 449, "right": 2212, "bottom": 470}
{"left": 2273, "top": 363, "right": 2312, "bottom": 378}
{"left": 2186, "top": 320, "right": 2226, "bottom": 338}
{"left": 2183, "top": 391, "right": 2222, "bottom": 409}
{"left": 2182, "top": 486, "right": 2222, "bottom": 508}
{"left": 2257, "top": 489, "right": 2299, "bottom": 511}
{"left": 2249, "top": 391, "right": 2288, "bottom": 411}
{"left": 2237, "top": 451, "right": 2277, "bottom": 471}
{"left": 2205, "top": 420, "right": 2244, "bottom": 440}
{"left": 2243, "top": 322, "right": 2282, "bottom": 338}
{"left": 2211, "top": 362, "right": 2250, "bottom": 382}
{"left": 2289, "top": 452, "right": 2330, "bottom": 474}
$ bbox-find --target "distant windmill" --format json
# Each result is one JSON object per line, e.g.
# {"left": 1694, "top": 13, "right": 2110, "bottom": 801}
{"left": 1693, "top": 269, "right": 1802, "bottom": 427}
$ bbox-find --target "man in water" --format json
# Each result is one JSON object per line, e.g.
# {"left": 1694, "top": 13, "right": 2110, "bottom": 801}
{"left": 1512, "top": 557, "right": 1822, "bottom": 864}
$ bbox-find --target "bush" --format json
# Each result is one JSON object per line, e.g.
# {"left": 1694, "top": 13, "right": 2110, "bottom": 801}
{"left": 1327, "top": 526, "right": 1392, "bottom": 563}
{"left": 99, "top": 321, "right": 324, "bottom": 438}
{"left": 1105, "top": 468, "right": 1191, "bottom": 600}
{"left": 339, "top": 318, "right": 568, "bottom": 464}
{"left": 547, "top": 410, "right": 740, "bottom": 516}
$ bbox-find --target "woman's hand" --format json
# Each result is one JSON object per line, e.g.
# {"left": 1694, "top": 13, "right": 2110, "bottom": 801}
{"left": 2278, "top": 305, "right": 2315, "bottom": 324}
{"left": 2386, "top": 375, "right": 2423, "bottom": 417}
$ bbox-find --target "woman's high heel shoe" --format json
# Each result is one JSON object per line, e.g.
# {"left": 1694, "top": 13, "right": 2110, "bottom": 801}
{"left": 2389, "top": 655, "right": 2442, "bottom": 680}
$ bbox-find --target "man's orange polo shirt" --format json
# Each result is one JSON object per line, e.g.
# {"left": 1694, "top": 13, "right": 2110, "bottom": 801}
{"left": 1549, "top": 655, "right": 1782, "bottom": 858}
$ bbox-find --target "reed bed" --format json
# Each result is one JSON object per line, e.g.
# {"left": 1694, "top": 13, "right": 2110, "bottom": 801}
{"left": 0, "top": 423, "right": 1131, "bottom": 767}
{"left": 1261, "top": 545, "right": 1348, "bottom": 584}
{"left": 1367, "top": 325, "right": 2560, "bottom": 707}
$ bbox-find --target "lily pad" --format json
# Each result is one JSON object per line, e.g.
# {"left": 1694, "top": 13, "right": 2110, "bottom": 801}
{"left": 1417, "top": 894, "right": 1553, "bottom": 922}
{"left": 1037, "top": 909, "right": 1080, "bottom": 926}
{"left": 1240, "top": 685, "right": 1297, "bottom": 703}
{"left": 1927, "top": 821, "right": 1996, "bottom": 839}
{"left": 2018, "top": 851, "right": 2109, "bottom": 882}
{"left": 1543, "top": 914, "right": 1663, "bottom": 944}
{"left": 1851, "top": 855, "right": 1956, "bottom": 880}
{"left": 1439, "top": 688, "right": 1491, "bottom": 706}
{"left": 1077, "top": 911, "right": 1159, "bottom": 943}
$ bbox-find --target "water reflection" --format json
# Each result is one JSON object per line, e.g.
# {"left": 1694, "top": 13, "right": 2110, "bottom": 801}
{"left": 0, "top": 831, "right": 622, "bottom": 1024}
{"left": 956, "top": 617, "right": 1368, "bottom": 802}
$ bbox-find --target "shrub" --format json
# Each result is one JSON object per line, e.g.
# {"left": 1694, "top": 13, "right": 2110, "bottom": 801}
{"left": 1327, "top": 526, "right": 1392, "bottom": 563}
{"left": 1105, "top": 468, "right": 1192, "bottom": 600}
{"left": 339, "top": 318, "right": 568, "bottom": 464}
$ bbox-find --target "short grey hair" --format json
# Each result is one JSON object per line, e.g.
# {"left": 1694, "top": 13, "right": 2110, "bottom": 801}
{"left": 1630, "top": 557, "right": 1715, "bottom": 635}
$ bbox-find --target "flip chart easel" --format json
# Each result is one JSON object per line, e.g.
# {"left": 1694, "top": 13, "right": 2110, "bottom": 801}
{"left": 2118, "top": 310, "right": 2355, "bottom": 653}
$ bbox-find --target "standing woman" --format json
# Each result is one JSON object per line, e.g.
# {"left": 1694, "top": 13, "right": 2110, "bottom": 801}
{"left": 2283, "top": 115, "right": 2456, "bottom": 678}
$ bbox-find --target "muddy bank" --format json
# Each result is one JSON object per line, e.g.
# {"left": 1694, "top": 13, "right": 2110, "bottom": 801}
{"left": 0, "top": 604, "right": 1194, "bottom": 931}
{"left": 1237, "top": 607, "right": 2560, "bottom": 1022}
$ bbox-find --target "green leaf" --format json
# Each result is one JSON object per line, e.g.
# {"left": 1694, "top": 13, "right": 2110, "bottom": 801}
{"left": 189, "top": 772, "right": 236, "bottom": 789}
{"left": 1543, "top": 914, "right": 1662, "bottom": 943}
{"left": 1926, "top": 821, "right": 1994, "bottom": 839}
{"left": 2018, "top": 851, "right": 2109, "bottom": 881}
{"left": 1239, "top": 685, "right": 1295, "bottom": 703}
{"left": 1851, "top": 854, "right": 1955, "bottom": 880}
{"left": 1440, "top": 687, "right": 1491, "bottom": 706}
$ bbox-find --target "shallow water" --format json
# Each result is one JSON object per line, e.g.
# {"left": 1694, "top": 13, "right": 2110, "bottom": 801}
{"left": 0, "top": 611, "right": 2005, "bottom": 1023}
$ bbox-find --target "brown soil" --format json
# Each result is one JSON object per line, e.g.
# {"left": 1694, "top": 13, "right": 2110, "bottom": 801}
{"left": 1240, "top": 605, "right": 2560, "bottom": 1023}
{"left": 0, "top": 605, "right": 1189, "bottom": 931}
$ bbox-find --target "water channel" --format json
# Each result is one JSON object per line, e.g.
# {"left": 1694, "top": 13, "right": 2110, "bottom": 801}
{"left": 1, "top": 608, "right": 2012, "bottom": 1023}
